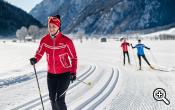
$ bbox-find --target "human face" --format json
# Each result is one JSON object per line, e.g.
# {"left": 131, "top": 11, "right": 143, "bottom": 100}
{"left": 48, "top": 23, "right": 59, "bottom": 35}
{"left": 124, "top": 39, "right": 126, "bottom": 42}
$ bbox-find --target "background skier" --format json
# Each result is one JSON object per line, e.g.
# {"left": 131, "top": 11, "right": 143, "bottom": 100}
{"left": 121, "top": 38, "right": 131, "bottom": 65}
{"left": 131, "top": 39, "right": 153, "bottom": 70}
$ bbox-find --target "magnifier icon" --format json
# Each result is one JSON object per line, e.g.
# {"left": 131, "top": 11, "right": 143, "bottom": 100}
{"left": 153, "top": 88, "right": 170, "bottom": 105}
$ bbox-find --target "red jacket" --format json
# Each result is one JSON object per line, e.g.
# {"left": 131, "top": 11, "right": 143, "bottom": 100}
{"left": 121, "top": 42, "right": 129, "bottom": 52}
{"left": 34, "top": 32, "right": 77, "bottom": 74}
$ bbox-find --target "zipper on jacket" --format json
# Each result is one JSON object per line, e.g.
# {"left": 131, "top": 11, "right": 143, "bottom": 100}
{"left": 53, "top": 39, "right": 56, "bottom": 74}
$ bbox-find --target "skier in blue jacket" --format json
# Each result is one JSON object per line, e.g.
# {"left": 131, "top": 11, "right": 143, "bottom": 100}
{"left": 131, "top": 39, "right": 154, "bottom": 70}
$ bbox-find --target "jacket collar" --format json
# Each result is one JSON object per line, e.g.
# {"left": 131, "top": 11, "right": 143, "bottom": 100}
{"left": 49, "top": 32, "right": 62, "bottom": 40}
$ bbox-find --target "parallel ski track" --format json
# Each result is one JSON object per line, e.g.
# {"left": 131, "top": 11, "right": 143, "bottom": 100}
{"left": 12, "top": 65, "right": 95, "bottom": 110}
{"left": 74, "top": 68, "right": 119, "bottom": 110}
{"left": 12, "top": 65, "right": 119, "bottom": 110}
{"left": 0, "top": 70, "right": 46, "bottom": 88}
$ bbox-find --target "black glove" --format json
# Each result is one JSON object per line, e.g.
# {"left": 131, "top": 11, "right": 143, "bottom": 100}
{"left": 70, "top": 73, "right": 76, "bottom": 83}
{"left": 30, "top": 58, "right": 37, "bottom": 65}
{"left": 146, "top": 47, "right": 151, "bottom": 50}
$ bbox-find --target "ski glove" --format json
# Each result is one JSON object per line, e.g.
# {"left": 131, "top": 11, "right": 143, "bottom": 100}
{"left": 70, "top": 73, "right": 76, "bottom": 83}
{"left": 30, "top": 58, "right": 37, "bottom": 65}
{"left": 145, "top": 47, "right": 150, "bottom": 50}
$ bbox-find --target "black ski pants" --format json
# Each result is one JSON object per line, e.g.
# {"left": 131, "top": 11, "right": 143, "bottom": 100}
{"left": 123, "top": 51, "right": 130, "bottom": 65}
{"left": 47, "top": 72, "right": 70, "bottom": 110}
{"left": 137, "top": 54, "right": 151, "bottom": 67}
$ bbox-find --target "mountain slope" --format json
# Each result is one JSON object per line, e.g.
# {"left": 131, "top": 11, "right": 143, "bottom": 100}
{"left": 30, "top": 0, "right": 175, "bottom": 35}
{"left": 0, "top": 1, "right": 42, "bottom": 36}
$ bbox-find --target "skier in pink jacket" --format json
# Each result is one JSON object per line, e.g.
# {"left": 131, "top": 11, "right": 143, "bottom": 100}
{"left": 121, "top": 38, "right": 130, "bottom": 65}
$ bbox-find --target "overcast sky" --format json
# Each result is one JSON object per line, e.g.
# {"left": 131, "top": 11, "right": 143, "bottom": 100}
{"left": 5, "top": 0, "right": 43, "bottom": 13}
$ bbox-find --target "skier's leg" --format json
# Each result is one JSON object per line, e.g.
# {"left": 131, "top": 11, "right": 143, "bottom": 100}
{"left": 142, "top": 55, "right": 150, "bottom": 65}
{"left": 126, "top": 52, "right": 130, "bottom": 64}
{"left": 137, "top": 55, "right": 141, "bottom": 69}
{"left": 123, "top": 51, "right": 126, "bottom": 65}
{"left": 56, "top": 72, "right": 70, "bottom": 110}
{"left": 47, "top": 73, "right": 58, "bottom": 110}
{"left": 142, "top": 55, "right": 154, "bottom": 69}
{"left": 51, "top": 101, "right": 57, "bottom": 110}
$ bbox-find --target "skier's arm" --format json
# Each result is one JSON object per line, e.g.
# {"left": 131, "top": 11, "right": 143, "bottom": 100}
{"left": 127, "top": 43, "right": 130, "bottom": 46}
{"left": 34, "top": 38, "right": 46, "bottom": 62}
{"left": 131, "top": 44, "right": 135, "bottom": 48}
{"left": 121, "top": 43, "right": 123, "bottom": 47}
{"left": 144, "top": 45, "right": 150, "bottom": 50}
{"left": 66, "top": 40, "right": 78, "bottom": 74}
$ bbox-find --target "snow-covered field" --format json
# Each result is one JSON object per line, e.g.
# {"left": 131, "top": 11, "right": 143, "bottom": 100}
{"left": 0, "top": 38, "right": 175, "bottom": 110}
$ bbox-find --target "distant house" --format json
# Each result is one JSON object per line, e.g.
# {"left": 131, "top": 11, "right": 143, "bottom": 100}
{"left": 25, "top": 35, "right": 32, "bottom": 41}
{"left": 12, "top": 39, "right": 17, "bottom": 42}
{"left": 100, "top": 37, "right": 107, "bottom": 42}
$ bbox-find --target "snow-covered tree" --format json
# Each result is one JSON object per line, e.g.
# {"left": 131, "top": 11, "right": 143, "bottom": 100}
{"left": 16, "top": 29, "right": 22, "bottom": 42}
{"left": 38, "top": 28, "right": 47, "bottom": 38}
{"left": 28, "top": 25, "right": 39, "bottom": 42}
{"left": 20, "top": 26, "right": 28, "bottom": 42}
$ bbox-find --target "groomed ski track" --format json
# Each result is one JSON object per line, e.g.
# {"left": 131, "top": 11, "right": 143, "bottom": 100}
{"left": 11, "top": 64, "right": 120, "bottom": 110}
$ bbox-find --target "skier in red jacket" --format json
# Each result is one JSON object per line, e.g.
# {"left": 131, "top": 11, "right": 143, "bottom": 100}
{"left": 30, "top": 15, "right": 77, "bottom": 110}
{"left": 121, "top": 38, "right": 130, "bottom": 65}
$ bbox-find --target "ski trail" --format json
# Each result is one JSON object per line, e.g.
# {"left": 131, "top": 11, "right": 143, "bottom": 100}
{"left": 0, "top": 70, "right": 47, "bottom": 88}
{"left": 11, "top": 65, "right": 94, "bottom": 110}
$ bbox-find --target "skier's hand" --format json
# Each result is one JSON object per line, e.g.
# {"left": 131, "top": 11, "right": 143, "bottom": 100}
{"left": 70, "top": 73, "right": 76, "bottom": 83}
{"left": 30, "top": 58, "right": 37, "bottom": 65}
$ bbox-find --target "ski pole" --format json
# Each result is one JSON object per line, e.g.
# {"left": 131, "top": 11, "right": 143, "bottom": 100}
{"left": 32, "top": 64, "right": 45, "bottom": 110}
{"left": 59, "top": 89, "right": 68, "bottom": 97}
{"left": 59, "top": 79, "right": 92, "bottom": 98}
{"left": 76, "top": 79, "right": 92, "bottom": 86}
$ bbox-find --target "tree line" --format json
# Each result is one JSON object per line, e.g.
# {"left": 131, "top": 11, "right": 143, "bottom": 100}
{"left": 16, "top": 25, "right": 47, "bottom": 42}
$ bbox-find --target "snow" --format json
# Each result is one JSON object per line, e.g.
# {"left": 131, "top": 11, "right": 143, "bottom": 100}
{"left": 0, "top": 37, "right": 175, "bottom": 110}
{"left": 141, "top": 27, "right": 175, "bottom": 38}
